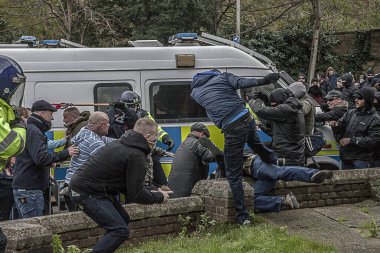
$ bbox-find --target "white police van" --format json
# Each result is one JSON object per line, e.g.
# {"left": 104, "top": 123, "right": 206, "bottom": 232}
{"left": 0, "top": 33, "right": 340, "bottom": 175}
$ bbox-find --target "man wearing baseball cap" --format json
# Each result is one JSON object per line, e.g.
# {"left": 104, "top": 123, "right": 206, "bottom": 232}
{"left": 316, "top": 90, "right": 348, "bottom": 124}
{"left": 12, "top": 100, "right": 79, "bottom": 218}
{"left": 168, "top": 123, "right": 224, "bottom": 197}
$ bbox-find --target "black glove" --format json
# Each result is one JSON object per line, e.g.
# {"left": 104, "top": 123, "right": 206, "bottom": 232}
{"left": 162, "top": 134, "right": 174, "bottom": 151}
{"left": 253, "top": 92, "right": 269, "bottom": 104}
{"left": 10, "top": 118, "right": 26, "bottom": 129}
{"left": 320, "top": 103, "right": 330, "bottom": 112}
{"left": 259, "top": 73, "right": 280, "bottom": 86}
{"left": 112, "top": 101, "right": 126, "bottom": 110}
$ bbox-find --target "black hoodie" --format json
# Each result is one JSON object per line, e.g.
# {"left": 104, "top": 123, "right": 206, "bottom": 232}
{"left": 252, "top": 96, "right": 305, "bottom": 165}
{"left": 69, "top": 130, "right": 164, "bottom": 204}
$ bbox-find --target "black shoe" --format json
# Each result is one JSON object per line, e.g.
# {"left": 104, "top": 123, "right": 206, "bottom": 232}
{"left": 311, "top": 170, "right": 333, "bottom": 183}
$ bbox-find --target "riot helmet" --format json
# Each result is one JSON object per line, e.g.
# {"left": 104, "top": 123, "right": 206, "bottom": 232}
{"left": 120, "top": 91, "right": 141, "bottom": 109}
{"left": 0, "top": 56, "right": 26, "bottom": 105}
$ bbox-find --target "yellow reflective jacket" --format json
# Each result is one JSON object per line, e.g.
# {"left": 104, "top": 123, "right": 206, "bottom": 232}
{"left": 145, "top": 111, "right": 168, "bottom": 142}
{"left": 0, "top": 99, "right": 26, "bottom": 171}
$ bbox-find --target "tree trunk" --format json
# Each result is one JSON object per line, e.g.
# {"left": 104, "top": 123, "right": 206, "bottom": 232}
{"left": 308, "top": 0, "right": 321, "bottom": 84}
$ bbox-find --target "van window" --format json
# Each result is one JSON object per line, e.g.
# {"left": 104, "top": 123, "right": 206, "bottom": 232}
{"left": 94, "top": 83, "right": 132, "bottom": 111}
{"left": 149, "top": 81, "right": 208, "bottom": 123}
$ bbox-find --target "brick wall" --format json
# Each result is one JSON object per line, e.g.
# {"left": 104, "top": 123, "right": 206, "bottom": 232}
{"left": 329, "top": 29, "right": 380, "bottom": 73}
{"left": 2, "top": 169, "right": 380, "bottom": 252}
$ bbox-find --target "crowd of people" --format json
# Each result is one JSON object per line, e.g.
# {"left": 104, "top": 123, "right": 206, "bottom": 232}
{"left": 1, "top": 57, "right": 380, "bottom": 252}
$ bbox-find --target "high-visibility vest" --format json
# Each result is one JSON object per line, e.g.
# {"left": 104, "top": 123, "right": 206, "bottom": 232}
{"left": 0, "top": 99, "right": 26, "bottom": 171}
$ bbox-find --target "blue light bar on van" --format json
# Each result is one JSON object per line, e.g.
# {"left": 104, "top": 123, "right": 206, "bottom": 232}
{"left": 168, "top": 33, "right": 198, "bottom": 44}
{"left": 20, "top": 36, "right": 37, "bottom": 44}
{"left": 40, "top": 40, "right": 60, "bottom": 46}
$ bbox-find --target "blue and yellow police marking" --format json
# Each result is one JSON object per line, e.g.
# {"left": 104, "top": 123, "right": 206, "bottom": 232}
{"left": 48, "top": 125, "right": 341, "bottom": 179}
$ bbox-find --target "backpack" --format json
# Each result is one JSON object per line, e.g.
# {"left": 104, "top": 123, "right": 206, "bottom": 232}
{"left": 305, "top": 131, "right": 326, "bottom": 157}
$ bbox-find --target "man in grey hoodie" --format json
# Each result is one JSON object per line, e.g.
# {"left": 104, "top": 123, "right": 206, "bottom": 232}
{"left": 63, "top": 111, "right": 115, "bottom": 211}
{"left": 288, "top": 82, "right": 316, "bottom": 137}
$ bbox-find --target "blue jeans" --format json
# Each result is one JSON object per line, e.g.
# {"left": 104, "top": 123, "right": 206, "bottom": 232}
{"left": 13, "top": 189, "right": 44, "bottom": 218}
{"left": 342, "top": 160, "right": 370, "bottom": 170}
{"left": 71, "top": 195, "right": 130, "bottom": 253}
{"left": 224, "top": 118, "right": 276, "bottom": 223}
{"left": 252, "top": 156, "right": 317, "bottom": 212}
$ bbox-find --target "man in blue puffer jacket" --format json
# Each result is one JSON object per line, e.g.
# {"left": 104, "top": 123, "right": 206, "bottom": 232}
{"left": 190, "top": 69, "right": 280, "bottom": 225}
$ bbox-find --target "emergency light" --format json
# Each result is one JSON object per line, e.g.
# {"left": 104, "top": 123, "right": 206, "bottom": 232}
{"left": 168, "top": 33, "right": 198, "bottom": 45}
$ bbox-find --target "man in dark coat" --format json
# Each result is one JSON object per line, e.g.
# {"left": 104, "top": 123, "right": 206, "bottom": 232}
{"left": 191, "top": 70, "right": 279, "bottom": 225}
{"left": 251, "top": 88, "right": 306, "bottom": 166}
{"left": 341, "top": 73, "right": 357, "bottom": 109}
{"left": 12, "top": 100, "right": 78, "bottom": 218}
{"left": 69, "top": 118, "right": 171, "bottom": 253}
{"left": 168, "top": 123, "right": 221, "bottom": 197}
{"left": 373, "top": 92, "right": 380, "bottom": 167}
{"left": 331, "top": 87, "right": 380, "bottom": 169}
{"left": 315, "top": 90, "right": 348, "bottom": 141}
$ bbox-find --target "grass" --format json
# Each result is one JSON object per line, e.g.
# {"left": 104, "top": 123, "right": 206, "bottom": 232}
{"left": 117, "top": 222, "right": 337, "bottom": 253}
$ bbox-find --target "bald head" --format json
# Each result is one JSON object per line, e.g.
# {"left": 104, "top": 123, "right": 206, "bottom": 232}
{"left": 87, "top": 112, "right": 109, "bottom": 135}
{"left": 133, "top": 118, "right": 158, "bottom": 136}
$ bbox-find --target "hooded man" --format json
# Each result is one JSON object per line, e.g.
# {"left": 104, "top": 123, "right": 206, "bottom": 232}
{"left": 288, "top": 82, "right": 316, "bottom": 137}
{"left": 191, "top": 69, "right": 279, "bottom": 225}
{"left": 331, "top": 87, "right": 380, "bottom": 169}
{"left": 341, "top": 73, "right": 357, "bottom": 109}
{"left": 251, "top": 88, "right": 305, "bottom": 166}
{"left": 359, "top": 70, "right": 375, "bottom": 89}
{"left": 69, "top": 118, "right": 171, "bottom": 253}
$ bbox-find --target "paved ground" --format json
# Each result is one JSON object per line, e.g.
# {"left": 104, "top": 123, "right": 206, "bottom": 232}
{"left": 262, "top": 199, "right": 380, "bottom": 253}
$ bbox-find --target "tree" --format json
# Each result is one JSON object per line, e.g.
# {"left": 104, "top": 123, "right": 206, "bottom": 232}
{"left": 308, "top": 0, "right": 321, "bottom": 83}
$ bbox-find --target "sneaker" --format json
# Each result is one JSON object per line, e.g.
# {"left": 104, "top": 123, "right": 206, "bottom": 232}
{"left": 239, "top": 219, "right": 252, "bottom": 226}
{"left": 311, "top": 170, "right": 333, "bottom": 184}
{"left": 283, "top": 192, "right": 300, "bottom": 209}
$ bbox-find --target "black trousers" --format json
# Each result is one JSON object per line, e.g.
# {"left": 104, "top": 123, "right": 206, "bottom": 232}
{"left": 0, "top": 228, "right": 6, "bottom": 253}
{"left": 0, "top": 179, "right": 14, "bottom": 221}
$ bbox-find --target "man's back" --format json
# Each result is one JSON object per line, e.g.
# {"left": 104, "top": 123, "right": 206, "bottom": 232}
{"left": 69, "top": 130, "right": 163, "bottom": 204}
{"left": 168, "top": 134, "right": 214, "bottom": 197}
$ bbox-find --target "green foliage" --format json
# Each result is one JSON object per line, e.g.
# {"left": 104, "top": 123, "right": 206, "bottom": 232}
{"left": 51, "top": 234, "right": 65, "bottom": 253}
{"left": 242, "top": 23, "right": 340, "bottom": 79}
{"left": 177, "top": 214, "right": 192, "bottom": 236}
{"left": 195, "top": 213, "right": 217, "bottom": 234}
{"left": 51, "top": 234, "right": 91, "bottom": 253}
{"left": 361, "top": 220, "right": 379, "bottom": 238}
{"left": 360, "top": 206, "right": 370, "bottom": 214}
{"left": 337, "top": 216, "right": 346, "bottom": 224}
{"left": 120, "top": 222, "right": 337, "bottom": 253}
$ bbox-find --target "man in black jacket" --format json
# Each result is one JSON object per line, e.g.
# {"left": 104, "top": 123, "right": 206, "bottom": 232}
{"left": 69, "top": 118, "right": 171, "bottom": 253}
{"left": 12, "top": 100, "right": 78, "bottom": 218}
{"left": 168, "top": 123, "right": 222, "bottom": 197}
{"left": 331, "top": 87, "right": 380, "bottom": 169}
{"left": 315, "top": 90, "right": 348, "bottom": 141}
{"left": 251, "top": 88, "right": 305, "bottom": 166}
{"left": 372, "top": 92, "right": 380, "bottom": 167}
{"left": 341, "top": 73, "right": 357, "bottom": 109}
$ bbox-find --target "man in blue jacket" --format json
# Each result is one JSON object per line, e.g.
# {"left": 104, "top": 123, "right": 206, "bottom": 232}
{"left": 190, "top": 70, "right": 280, "bottom": 225}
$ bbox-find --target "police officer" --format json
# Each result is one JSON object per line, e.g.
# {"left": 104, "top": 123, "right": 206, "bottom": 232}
{"left": 0, "top": 56, "right": 27, "bottom": 253}
{"left": 119, "top": 91, "right": 174, "bottom": 150}
{"left": 118, "top": 91, "right": 173, "bottom": 188}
